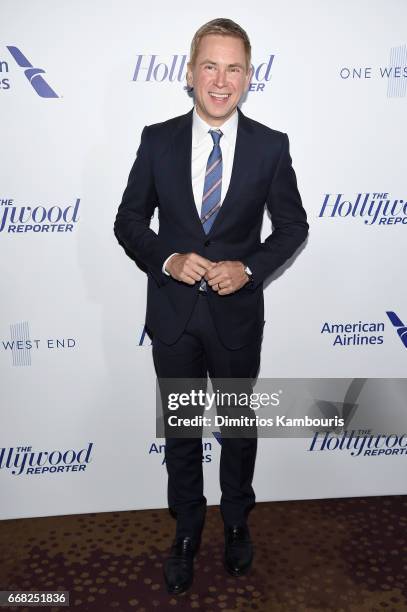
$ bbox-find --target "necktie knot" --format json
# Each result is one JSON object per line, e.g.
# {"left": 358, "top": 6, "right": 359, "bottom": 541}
{"left": 209, "top": 129, "right": 223, "bottom": 146}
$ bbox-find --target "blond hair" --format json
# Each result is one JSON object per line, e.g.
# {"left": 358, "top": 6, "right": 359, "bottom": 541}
{"left": 189, "top": 18, "right": 251, "bottom": 71}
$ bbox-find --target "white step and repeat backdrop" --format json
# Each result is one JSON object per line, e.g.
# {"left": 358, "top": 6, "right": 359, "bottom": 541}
{"left": 1, "top": 0, "right": 406, "bottom": 520}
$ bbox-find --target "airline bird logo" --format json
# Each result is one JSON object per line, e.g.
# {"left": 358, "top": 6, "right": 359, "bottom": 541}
{"left": 7, "top": 46, "right": 58, "bottom": 98}
{"left": 386, "top": 311, "right": 407, "bottom": 348}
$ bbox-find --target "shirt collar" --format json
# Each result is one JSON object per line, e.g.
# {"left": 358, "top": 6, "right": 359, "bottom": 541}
{"left": 192, "top": 106, "right": 238, "bottom": 145}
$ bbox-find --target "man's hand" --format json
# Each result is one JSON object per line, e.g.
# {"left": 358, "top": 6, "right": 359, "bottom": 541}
{"left": 205, "top": 261, "right": 250, "bottom": 295}
{"left": 166, "top": 253, "right": 215, "bottom": 285}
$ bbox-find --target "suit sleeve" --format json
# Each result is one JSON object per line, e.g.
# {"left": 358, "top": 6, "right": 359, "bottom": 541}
{"left": 114, "top": 126, "right": 173, "bottom": 287}
{"left": 243, "top": 133, "right": 309, "bottom": 289}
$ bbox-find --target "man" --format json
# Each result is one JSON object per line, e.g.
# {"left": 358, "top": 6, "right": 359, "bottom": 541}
{"left": 114, "top": 18, "right": 308, "bottom": 594}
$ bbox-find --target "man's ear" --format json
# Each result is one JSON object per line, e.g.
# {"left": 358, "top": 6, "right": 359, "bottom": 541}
{"left": 245, "top": 65, "right": 253, "bottom": 91}
{"left": 186, "top": 62, "right": 194, "bottom": 89}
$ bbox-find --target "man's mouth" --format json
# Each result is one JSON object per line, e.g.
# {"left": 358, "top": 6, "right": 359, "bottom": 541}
{"left": 208, "top": 92, "right": 231, "bottom": 100}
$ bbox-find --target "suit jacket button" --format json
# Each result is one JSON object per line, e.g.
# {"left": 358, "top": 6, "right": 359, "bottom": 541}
{"left": 204, "top": 240, "right": 211, "bottom": 246}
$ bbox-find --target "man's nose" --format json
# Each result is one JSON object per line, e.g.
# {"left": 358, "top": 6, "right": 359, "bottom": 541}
{"left": 214, "top": 69, "right": 227, "bottom": 87}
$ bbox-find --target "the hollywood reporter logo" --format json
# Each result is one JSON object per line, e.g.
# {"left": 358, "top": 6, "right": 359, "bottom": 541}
{"left": 319, "top": 192, "right": 407, "bottom": 225}
{"left": 0, "top": 443, "right": 93, "bottom": 476}
{"left": 132, "top": 54, "right": 275, "bottom": 92}
{"left": 0, "top": 198, "right": 80, "bottom": 233}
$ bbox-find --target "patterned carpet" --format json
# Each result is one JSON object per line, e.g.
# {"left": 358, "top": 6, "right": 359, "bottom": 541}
{"left": 0, "top": 496, "right": 406, "bottom": 612}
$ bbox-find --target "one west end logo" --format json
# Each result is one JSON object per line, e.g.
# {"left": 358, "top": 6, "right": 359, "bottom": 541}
{"left": 0, "top": 443, "right": 93, "bottom": 476}
{"left": 339, "top": 44, "right": 407, "bottom": 98}
{"left": 5, "top": 46, "right": 59, "bottom": 98}
{"left": 132, "top": 54, "right": 275, "bottom": 92}
{"left": 339, "top": 65, "right": 407, "bottom": 80}
{"left": 319, "top": 193, "right": 407, "bottom": 226}
{"left": 0, "top": 198, "right": 80, "bottom": 233}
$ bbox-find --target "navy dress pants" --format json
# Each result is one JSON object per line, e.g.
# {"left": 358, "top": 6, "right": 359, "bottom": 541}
{"left": 152, "top": 292, "right": 262, "bottom": 543}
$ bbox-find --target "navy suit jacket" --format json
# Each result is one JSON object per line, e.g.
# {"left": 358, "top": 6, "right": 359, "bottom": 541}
{"left": 114, "top": 107, "right": 308, "bottom": 349}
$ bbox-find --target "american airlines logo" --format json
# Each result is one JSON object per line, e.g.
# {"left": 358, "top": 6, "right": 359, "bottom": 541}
{"left": 386, "top": 311, "right": 407, "bottom": 348}
{"left": 320, "top": 312, "right": 407, "bottom": 351}
{"left": 6, "top": 46, "right": 59, "bottom": 98}
{"left": 138, "top": 325, "right": 152, "bottom": 346}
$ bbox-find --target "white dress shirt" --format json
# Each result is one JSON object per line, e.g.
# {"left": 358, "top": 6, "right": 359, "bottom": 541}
{"left": 191, "top": 107, "right": 238, "bottom": 215}
{"left": 162, "top": 107, "right": 239, "bottom": 274}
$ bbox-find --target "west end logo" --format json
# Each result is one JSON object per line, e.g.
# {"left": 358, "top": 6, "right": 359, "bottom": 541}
{"left": 319, "top": 193, "right": 407, "bottom": 226}
{"left": 132, "top": 54, "right": 275, "bottom": 92}
{"left": 2, "top": 322, "right": 77, "bottom": 367}
{"left": 5, "top": 46, "right": 59, "bottom": 98}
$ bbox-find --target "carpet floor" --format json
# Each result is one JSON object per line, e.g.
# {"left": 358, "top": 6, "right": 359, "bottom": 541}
{"left": 0, "top": 495, "right": 406, "bottom": 612}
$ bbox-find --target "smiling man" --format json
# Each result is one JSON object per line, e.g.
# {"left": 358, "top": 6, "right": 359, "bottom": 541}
{"left": 114, "top": 18, "right": 308, "bottom": 594}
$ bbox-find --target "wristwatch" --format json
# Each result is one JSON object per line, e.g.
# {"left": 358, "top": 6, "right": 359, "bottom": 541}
{"left": 244, "top": 265, "right": 253, "bottom": 283}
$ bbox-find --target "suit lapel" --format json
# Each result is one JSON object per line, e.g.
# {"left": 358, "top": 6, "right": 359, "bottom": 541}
{"left": 206, "top": 107, "right": 253, "bottom": 237}
{"left": 171, "top": 109, "right": 206, "bottom": 237}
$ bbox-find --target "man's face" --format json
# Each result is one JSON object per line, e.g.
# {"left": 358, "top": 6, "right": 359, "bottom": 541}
{"left": 187, "top": 35, "right": 252, "bottom": 126}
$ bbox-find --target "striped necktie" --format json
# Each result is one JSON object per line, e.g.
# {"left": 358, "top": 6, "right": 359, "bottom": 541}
{"left": 201, "top": 129, "right": 223, "bottom": 234}
{"left": 199, "top": 129, "right": 223, "bottom": 291}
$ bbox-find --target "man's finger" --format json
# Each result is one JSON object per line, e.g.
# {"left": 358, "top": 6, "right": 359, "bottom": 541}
{"left": 205, "top": 266, "right": 227, "bottom": 282}
{"left": 180, "top": 272, "right": 198, "bottom": 285}
{"left": 187, "top": 262, "right": 211, "bottom": 278}
{"left": 184, "top": 267, "right": 202, "bottom": 282}
{"left": 188, "top": 253, "right": 215, "bottom": 271}
{"left": 207, "top": 272, "right": 227, "bottom": 285}
{"left": 218, "top": 286, "right": 234, "bottom": 295}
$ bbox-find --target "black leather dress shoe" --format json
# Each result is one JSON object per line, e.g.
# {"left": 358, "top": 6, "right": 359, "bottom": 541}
{"left": 224, "top": 525, "right": 253, "bottom": 576}
{"left": 163, "top": 536, "right": 196, "bottom": 594}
